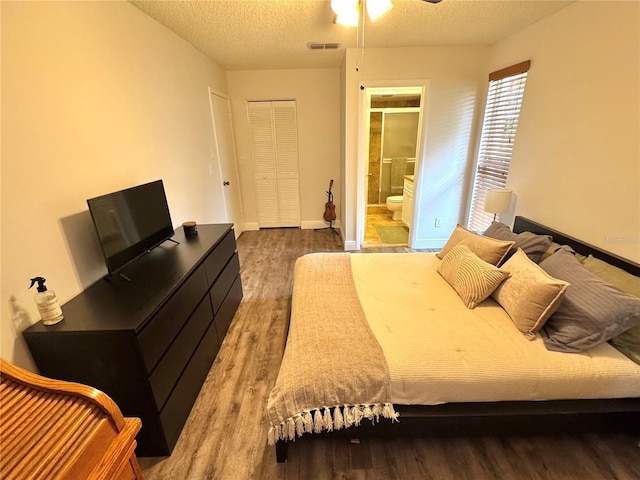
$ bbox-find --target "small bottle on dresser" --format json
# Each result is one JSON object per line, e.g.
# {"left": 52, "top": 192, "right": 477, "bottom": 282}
{"left": 29, "top": 277, "right": 64, "bottom": 326}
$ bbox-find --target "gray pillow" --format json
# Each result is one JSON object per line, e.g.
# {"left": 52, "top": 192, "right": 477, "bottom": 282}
{"left": 581, "top": 254, "right": 640, "bottom": 365}
{"left": 538, "top": 248, "right": 640, "bottom": 353}
{"left": 483, "top": 222, "right": 553, "bottom": 264}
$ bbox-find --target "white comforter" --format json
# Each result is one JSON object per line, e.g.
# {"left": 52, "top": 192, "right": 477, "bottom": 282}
{"left": 350, "top": 252, "right": 640, "bottom": 405}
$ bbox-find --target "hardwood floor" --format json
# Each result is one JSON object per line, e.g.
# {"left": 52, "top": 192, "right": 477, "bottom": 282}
{"left": 139, "top": 228, "right": 640, "bottom": 480}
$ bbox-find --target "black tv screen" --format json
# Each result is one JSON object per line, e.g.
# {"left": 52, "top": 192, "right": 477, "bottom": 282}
{"left": 87, "top": 180, "right": 174, "bottom": 275}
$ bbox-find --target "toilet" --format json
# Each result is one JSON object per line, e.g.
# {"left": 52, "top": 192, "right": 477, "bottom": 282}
{"left": 385, "top": 195, "right": 403, "bottom": 220}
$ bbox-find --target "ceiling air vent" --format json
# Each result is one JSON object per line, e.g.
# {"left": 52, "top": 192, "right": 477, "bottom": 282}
{"left": 307, "top": 42, "right": 341, "bottom": 50}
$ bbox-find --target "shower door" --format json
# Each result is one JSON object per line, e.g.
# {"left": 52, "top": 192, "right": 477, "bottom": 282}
{"left": 368, "top": 110, "right": 419, "bottom": 205}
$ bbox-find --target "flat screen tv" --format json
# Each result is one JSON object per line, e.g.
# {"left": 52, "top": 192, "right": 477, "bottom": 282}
{"left": 87, "top": 180, "right": 175, "bottom": 275}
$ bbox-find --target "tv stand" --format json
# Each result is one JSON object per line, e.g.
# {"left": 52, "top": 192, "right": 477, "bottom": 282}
{"left": 23, "top": 224, "right": 243, "bottom": 457}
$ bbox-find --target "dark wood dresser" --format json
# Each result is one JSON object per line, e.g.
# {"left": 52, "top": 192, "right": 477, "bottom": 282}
{"left": 23, "top": 224, "right": 243, "bottom": 456}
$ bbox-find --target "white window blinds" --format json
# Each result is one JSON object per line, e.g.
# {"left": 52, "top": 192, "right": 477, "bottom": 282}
{"left": 467, "top": 61, "right": 530, "bottom": 231}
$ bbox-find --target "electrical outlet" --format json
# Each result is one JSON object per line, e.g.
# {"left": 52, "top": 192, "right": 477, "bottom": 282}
{"left": 434, "top": 217, "right": 442, "bottom": 228}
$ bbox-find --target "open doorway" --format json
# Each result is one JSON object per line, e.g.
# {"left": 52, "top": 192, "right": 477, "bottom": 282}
{"left": 359, "top": 86, "right": 425, "bottom": 248}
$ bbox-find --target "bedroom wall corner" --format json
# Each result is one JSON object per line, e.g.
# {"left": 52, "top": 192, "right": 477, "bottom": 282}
{"left": 490, "top": 1, "right": 640, "bottom": 262}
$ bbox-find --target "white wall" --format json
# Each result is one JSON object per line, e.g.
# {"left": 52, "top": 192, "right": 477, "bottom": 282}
{"left": 1, "top": 1, "right": 230, "bottom": 368}
{"left": 491, "top": 1, "right": 639, "bottom": 262}
{"left": 339, "top": 58, "right": 347, "bottom": 244}
{"left": 226, "top": 69, "right": 341, "bottom": 230}
{"left": 342, "top": 47, "right": 489, "bottom": 249}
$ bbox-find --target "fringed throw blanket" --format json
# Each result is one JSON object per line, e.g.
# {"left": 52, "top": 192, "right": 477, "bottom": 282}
{"left": 267, "top": 253, "right": 398, "bottom": 445}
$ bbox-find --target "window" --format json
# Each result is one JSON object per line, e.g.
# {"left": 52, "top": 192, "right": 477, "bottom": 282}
{"left": 467, "top": 61, "right": 530, "bottom": 231}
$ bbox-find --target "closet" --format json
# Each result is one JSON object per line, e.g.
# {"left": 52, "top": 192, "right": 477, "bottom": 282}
{"left": 248, "top": 100, "right": 301, "bottom": 228}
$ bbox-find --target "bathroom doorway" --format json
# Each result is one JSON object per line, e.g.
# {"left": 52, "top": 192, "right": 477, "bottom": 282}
{"left": 361, "top": 87, "right": 424, "bottom": 247}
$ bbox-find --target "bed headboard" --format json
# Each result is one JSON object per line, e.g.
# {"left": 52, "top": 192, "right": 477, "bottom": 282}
{"left": 513, "top": 216, "right": 640, "bottom": 277}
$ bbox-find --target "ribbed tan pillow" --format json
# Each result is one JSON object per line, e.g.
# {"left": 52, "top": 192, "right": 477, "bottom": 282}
{"left": 492, "top": 249, "right": 569, "bottom": 339}
{"left": 438, "top": 245, "right": 510, "bottom": 308}
{"left": 437, "top": 224, "right": 514, "bottom": 266}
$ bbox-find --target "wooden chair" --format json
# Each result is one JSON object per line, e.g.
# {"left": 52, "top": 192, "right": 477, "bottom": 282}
{"left": 0, "top": 358, "right": 144, "bottom": 479}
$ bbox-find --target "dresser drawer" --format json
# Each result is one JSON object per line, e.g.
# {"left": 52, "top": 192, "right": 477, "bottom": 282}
{"left": 149, "top": 295, "right": 213, "bottom": 410}
{"left": 159, "top": 317, "right": 220, "bottom": 451}
{"left": 214, "top": 275, "right": 243, "bottom": 343}
{"left": 138, "top": 266, "right": 208, "bottom": 372}
{"left": 203, "top": 230, "right": 236, "bottom": 288}
{"left": 210, "top": 253, "right": 240, "bottom": 313}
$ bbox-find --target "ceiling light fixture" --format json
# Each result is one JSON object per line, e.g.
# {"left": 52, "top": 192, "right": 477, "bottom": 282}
{"left": 331, "top": 0, "right": 393, "bottom": 27}
{"left": 366, "top": 0, "right": 393, "bottom": 21}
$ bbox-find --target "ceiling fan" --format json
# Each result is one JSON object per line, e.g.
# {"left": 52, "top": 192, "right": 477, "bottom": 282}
{"left": 332, "top": 0, "right": 443, "bottom": 26}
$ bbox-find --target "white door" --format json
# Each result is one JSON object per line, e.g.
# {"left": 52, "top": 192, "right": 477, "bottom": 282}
{"left": 272, "top": 101, "right": 301, "bottom": 227}
{"left": 248, "top": 100, "right": 301, "bottom": 228}
{"left": 209, "top": 89, "right": 243, "bottom": 230}
{"left": 248, "top": 102, "right": 280, "bottom": 227}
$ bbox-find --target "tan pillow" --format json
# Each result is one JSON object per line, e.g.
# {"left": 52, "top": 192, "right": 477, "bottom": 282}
{"left": 581, "top": 255, "right": 640, "bottom": 297}
{"left": 438, "top": 244, "right": 510, "bottom": 308}
{"left": 540, "top": 241, "right": 562, "bottom": 262}
{"left": 437, "top": 224, "right": 515, "bottom": 266}
{"left": 610, "top": 326, "right": 640, "bottom": 365}
{"left": 492, "top": 249, "right": 569, "bottom": 339}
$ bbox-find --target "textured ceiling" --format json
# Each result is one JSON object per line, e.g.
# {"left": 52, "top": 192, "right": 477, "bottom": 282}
{"left": 129, "top": 0, "right": 574, "bottom": 70}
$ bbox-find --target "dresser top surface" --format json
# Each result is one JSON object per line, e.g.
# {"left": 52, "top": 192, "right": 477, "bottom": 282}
{"left": 24, "top": 224, "right": 233, "bottom": 335}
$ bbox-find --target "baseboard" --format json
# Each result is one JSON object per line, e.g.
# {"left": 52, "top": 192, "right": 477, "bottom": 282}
{"left": 412, "top": 238, "right": 447, "bottom": 250}
{"left": 242, "top": 221, "right": 344, "bottom": 232}
{"left": 243, "top": 222, "right": 260, "bottom": 231}
{"left": 301, "top": 220, "right": 342, "bottom": 230}
{"left": 344, "top": 240, "right": 358, "bottom": 251}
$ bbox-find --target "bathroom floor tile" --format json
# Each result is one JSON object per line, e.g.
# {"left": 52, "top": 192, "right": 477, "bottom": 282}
{"left": 364, "top": 207, "right": 408, "bottom": 247}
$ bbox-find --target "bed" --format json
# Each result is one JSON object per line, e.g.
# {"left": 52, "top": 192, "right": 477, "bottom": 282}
{"left": 268, "top": 216, "right": 640, "bottom": 462}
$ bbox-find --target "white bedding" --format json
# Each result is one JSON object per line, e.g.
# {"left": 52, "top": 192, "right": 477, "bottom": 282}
{"left": 350, "top": 252, "right": 640, "bottom": 405}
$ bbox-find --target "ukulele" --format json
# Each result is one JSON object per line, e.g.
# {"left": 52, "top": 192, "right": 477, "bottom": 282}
{"left": 323, "top": 180, "right": 336, "bottom": 222}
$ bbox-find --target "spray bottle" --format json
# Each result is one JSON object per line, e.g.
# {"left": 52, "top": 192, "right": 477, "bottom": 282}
{"left": 29, "top": 277, "right": 64, "bottom": 326}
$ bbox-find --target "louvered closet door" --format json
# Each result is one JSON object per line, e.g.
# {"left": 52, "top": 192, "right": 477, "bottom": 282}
{"left": 248, "top": 102, "right": 279, "bottom": 227}
{"left": 273, "top": 101, "right": 301, "bottom": 227}
{"left": 248, "top": 100, "right": 301, "bottom": 228}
